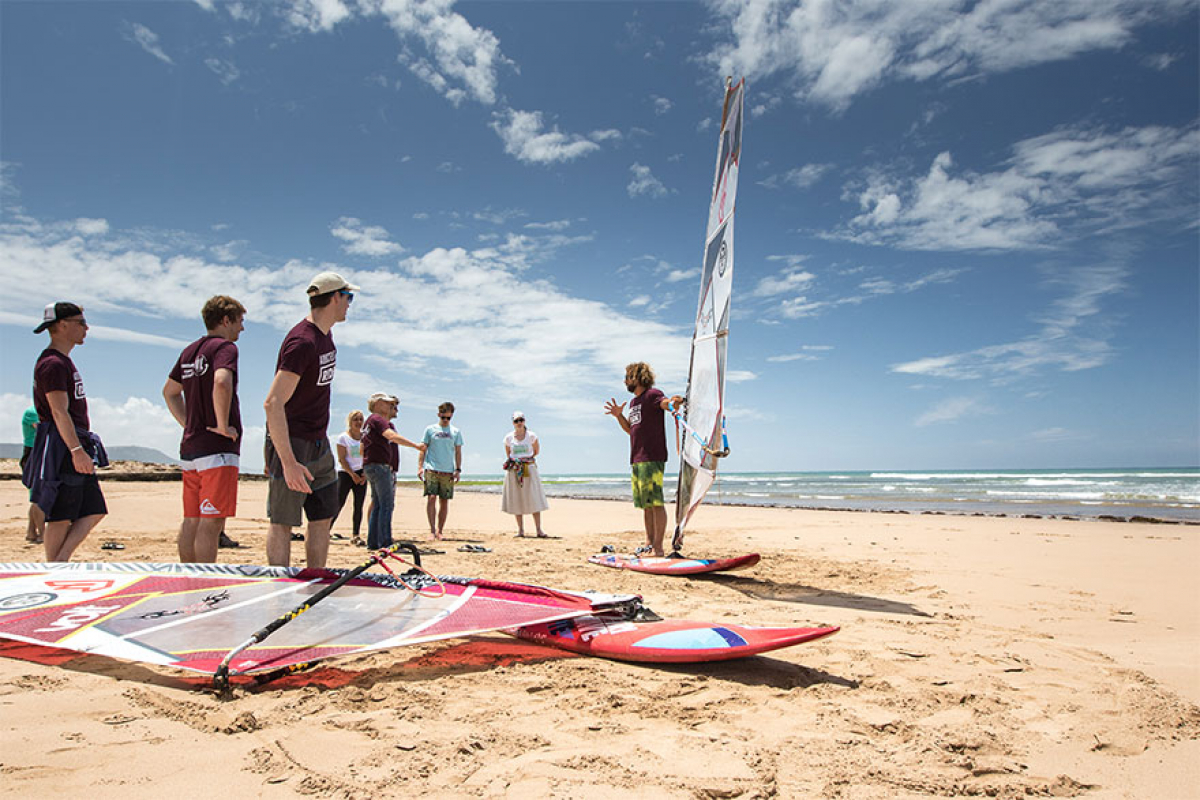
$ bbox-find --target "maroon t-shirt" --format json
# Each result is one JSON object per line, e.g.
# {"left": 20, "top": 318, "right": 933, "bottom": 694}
{"left": 168, "top": 335, "right": 241, "bottom": 458}
{"left": 628, "top": 387, "right": 668, "bottom": 464}
{"left": 361, "top": 413, "right": 399, "bottom": 471}
{"left": 33, "top": 348, "right": 89, "bottom": 430}
{"left": 275, "top": 319, "right": 336, "bottom": 440}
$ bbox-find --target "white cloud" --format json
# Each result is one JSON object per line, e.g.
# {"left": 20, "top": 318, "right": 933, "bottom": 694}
{"left": 284, "top": 0, "right": 353, "bottom": 33}
{"left": 524, "top": 219, "right": 573, "bottom": 231}
{"left": 758, "top": 163, "right": 833, "bottom": 190}
{"left": 892, "top": 263, "right": 1127, "bottom": 381}
{"left": 726, "top": 369, "right": 758, "bottom": 382}
{"left": 330, "top": 217, "right": 403, "bottom": 257}
{"left": 914, "top": 395, "right": 989, "bottom": 427}
{"left": 75, "top": 218, "right": 110, "bottom": 236}
{"left": 707, "top": 0, "right": 1192, "bottom": 112}
{"left": 376, "top": 0, "right": 510, "bottom": 106}
{"left": 664, "top": 268, "right": 697, "bottom": 283}
{"left": 124, "top": 23, "right": 174, "bottom": 65}
{"left": 205, "top": 57, "right": 241, "bottom": 85}
{"left": 490, "top": 109, "right": 602, "bottom": 165}
{"left": 840, "top": 124, "right": 1199, "bottom": 251}
{"left": 767, "top": 346, "right": 832, "bottom": 362}
{"left": 751, "top": 267, "right": 815, "bottom": 297}
{"left": 652, "top": 95, "right": 673, "bottom": 115}
{"left": 0, "top": 207, "right": 691, "bottom": 424}
{"left": 473, "top": 208, "right": 526, "bottom": 226}
{"left": 627, "top": 163, "right": 669, "bottom": 198}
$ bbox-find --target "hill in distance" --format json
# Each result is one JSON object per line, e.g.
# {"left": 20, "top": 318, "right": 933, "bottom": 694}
{"left": 0, "top": 443, "right": 178, "bottom": 465}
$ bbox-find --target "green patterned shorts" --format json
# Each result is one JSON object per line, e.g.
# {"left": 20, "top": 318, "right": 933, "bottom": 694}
{"left": 423, "top": 470, "right": 456, "bottom": 500}
{"left": 630, "top": 461, "right": 665, "bottom": 509}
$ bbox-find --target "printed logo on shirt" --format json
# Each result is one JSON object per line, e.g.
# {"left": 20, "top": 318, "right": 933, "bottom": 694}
{"left": 73, "top": 371, "right": 86, "bottom": 400}
{"left": 181, "top": 353, "right": 209, "bottom": 380}
{"left": 629, "top": 403, "right": 642, "bottom": 426}
{"left": 317, "top": 350, "right": 336, "bottom": 386}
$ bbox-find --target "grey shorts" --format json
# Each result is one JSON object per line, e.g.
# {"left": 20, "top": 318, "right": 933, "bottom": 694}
{"left": 265, "top": 435, "right": 339, "bottom": 527}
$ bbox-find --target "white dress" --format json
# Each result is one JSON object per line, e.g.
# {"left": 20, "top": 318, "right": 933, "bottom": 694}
{"left": 501, "top": 431, "right": 549, "bottom": 515}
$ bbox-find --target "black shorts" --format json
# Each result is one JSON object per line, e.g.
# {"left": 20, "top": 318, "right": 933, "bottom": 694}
{"left": 19, "top": 445, "right": 31, "bottom": 471}
{"left": 46, "top": 476, "right": 107, "bottom": 523}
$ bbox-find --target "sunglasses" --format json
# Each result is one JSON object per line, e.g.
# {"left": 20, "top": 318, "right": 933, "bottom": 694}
{"left": 338, "top": 290, "right": 354, "bottom": 303}
{"left": 512, "top": 418, "right": 525, "bottom": 423}
{"left": 439, "top": 414, "right": 453, "bottom": 420}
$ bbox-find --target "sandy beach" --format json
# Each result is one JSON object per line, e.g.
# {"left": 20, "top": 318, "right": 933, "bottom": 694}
{"left": 1, "top": 476, "right": 1197, "bottom": 799}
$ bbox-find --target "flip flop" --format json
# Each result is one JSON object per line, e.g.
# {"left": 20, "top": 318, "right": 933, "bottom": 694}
{"left": 457, "top": 544, "right": 491, "bottom": 553}
{"left": 535, "top": 532, "right": 550, "bottom": 538}
{"left": 100, "top": 541, "right": 125, "bottom": 551}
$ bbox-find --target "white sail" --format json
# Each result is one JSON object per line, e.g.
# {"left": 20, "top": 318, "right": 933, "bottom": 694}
{"left": 673, "top": 78, "right": 744, "bottom": 553}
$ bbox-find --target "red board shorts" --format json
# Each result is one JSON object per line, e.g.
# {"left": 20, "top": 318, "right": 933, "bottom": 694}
{"left": 181, "top": 453, "right": 239, "bottom": 518}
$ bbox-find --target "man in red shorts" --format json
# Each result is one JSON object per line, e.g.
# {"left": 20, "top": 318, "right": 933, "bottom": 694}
{"left": 163, "top": 295, "right": 246, "bottom": 563}
{"left": 263, "top": 271, "right": 358, "bottom": 568}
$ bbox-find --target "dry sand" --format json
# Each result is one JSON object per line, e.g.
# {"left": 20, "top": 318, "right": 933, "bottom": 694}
{"left": 1, "top": 477, "right": 1197, "bottom": 799}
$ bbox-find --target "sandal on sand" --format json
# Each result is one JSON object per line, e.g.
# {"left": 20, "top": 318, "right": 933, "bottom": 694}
{"left": 331, "top": 533, "right": 347, "bottom": 540}
{"left": 457, "top": 544, "right": 491, "bottom": 553}
{"left": 351, "top": 536, "right": 365, "bottom": 547}
{"left": 101, "top": 541, "right": 125, "bottom": 551}
{"left": 535, "top": 532, "right": 550, "bottom": 538}
{"left": 515, "top": 533, "right": 526, "bottom": 538}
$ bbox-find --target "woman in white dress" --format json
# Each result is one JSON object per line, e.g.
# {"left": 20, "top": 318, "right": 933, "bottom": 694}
{"left": 502, "top": 410, "right": 549, "bottom": 537}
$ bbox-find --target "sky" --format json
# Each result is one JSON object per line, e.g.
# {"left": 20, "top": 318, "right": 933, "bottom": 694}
{"left": 1, "top": 0, "right": 1197, "bottom": 475}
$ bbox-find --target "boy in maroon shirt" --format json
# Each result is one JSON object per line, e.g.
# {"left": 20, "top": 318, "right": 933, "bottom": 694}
{"left": 604, "top": 361, "right": 682, "bottom": 557}
{"left": 30, "top": 302, "right": 106, "bottom": 561}
{"left": 163, "top": 295, "right": 246, "bottom": 563}
{"left": 263, "top": 271, "right": 358, "bottom": 568}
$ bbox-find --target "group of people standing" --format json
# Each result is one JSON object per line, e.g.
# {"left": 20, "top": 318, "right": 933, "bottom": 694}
{"left": 329, "top": 395, "right": 462, "bottom": 550}
{"left": 21, "top": 274, "right": 679, "bottom": 565}
{"left": 21, "top": 273, "right": 468, "bottom": 567}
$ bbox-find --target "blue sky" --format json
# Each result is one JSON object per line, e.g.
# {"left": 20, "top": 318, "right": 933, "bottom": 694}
{"left": 1, "top": 0, "right": 1197, "bottom": 474}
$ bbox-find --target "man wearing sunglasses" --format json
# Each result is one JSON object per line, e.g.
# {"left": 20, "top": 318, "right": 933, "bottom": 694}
{"left": 263, "top": 271, "right": 358, "bottom": 568}
{"left": 26, "top": 302, "right": 107, "bottom": 561}
{"left": 420, "top": 401, "right": 463, "bottom": 540}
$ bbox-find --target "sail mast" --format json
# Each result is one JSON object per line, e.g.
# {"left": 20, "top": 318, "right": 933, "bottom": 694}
{"left": 671, "top": 77, "right": 744, "bottom": 554}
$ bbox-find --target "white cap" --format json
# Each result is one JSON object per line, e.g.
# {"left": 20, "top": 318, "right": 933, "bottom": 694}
{"left": 512, "top": 410, "right": 525, "bottom": 421}
{"left": 306, "top": 271, "right": 360, "bottom": 296}
{"left": 368, "top": 392, "right": 399, "bottom": 410}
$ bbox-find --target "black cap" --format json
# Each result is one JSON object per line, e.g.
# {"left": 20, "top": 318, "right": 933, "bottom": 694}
{"left": 33, "top": 302, "right": 84, "bottom": 333}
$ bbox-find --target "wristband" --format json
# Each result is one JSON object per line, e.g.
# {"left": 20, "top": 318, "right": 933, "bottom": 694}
{"left": 70, "top": 445, "right": 84, "bottom": 453}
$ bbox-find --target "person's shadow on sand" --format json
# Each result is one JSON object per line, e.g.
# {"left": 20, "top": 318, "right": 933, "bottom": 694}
{"left": 702, "top": 574, "right": 931, "bottom": 618}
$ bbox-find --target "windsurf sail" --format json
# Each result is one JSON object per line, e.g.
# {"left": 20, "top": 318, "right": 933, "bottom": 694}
{"left": 0, "top": 560, "right": 637, "bottom": 683}
{"left": 672, "top": 77, "right": 744, "bottom": 553}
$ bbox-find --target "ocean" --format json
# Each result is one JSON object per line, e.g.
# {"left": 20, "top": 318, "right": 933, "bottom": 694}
{"left": 462, "top": 468, "right": 1200, "bottom": 522}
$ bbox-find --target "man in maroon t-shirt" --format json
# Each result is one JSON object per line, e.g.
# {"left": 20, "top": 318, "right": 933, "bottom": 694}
{"left": 163, "top": 295, "right": 246, "bottom": 563}
{"left": 361, "top": 392, "right": 424, "bottom": 550}
{"left": 30, "top": 301, "right": 106, "bottom": 561}
{"left": 263, "top": 271, "right": 359, "bottom": 568}
{"left": 604, "top": 361, "right": 683, "bottom": 557}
